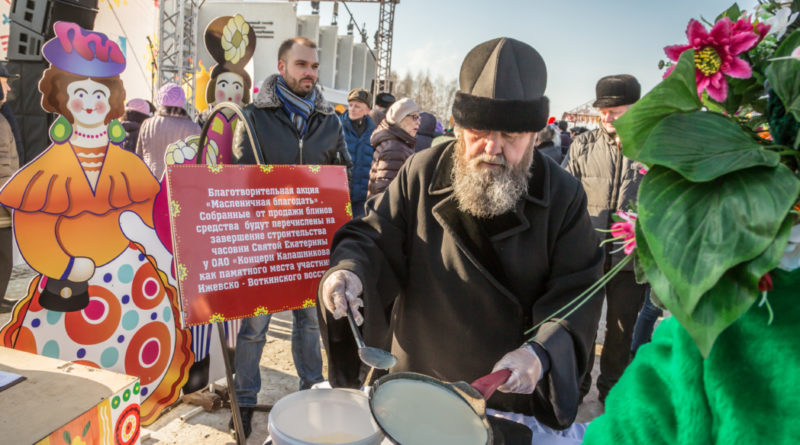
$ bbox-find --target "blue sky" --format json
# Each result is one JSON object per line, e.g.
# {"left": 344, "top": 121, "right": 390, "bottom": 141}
{"left": 297, "top": 0, "right": 760, "bottom": 117}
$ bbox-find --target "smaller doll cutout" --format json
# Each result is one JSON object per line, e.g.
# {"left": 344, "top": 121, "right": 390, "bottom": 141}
{"left": 196, "top": 14, "right": 256, "bottom": 164}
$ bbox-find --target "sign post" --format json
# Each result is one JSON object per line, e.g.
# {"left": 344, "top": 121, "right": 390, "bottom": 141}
{"left": 166, "top": 162, "right": 351, "bottom": 443}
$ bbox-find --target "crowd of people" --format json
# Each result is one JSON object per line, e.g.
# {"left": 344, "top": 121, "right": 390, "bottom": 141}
{"left": 0, "top": 30, "right": 663, "bottom": 443}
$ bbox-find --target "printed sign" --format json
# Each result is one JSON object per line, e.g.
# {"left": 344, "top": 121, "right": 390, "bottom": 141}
{"left": 166, "top": 164, "right": 351, "bottom": 326}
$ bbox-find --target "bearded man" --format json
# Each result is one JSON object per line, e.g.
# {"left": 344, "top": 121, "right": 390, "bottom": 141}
{"left": 318, "top": 38, "right": 603, "bottom": 430}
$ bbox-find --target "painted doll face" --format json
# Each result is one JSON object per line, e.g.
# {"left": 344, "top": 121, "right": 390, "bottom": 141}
{"left": 214, "top": 72, "right": 245, "bottom": 105}
{"left": 67, "top": 79, "right": 111, "bottom": 126}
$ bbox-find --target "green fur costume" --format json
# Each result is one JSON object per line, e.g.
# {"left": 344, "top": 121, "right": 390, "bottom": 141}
{"left": 584, "top": 268, "right": 800, "bottom": 444}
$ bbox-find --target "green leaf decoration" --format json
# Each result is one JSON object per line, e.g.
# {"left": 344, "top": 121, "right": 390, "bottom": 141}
{"left": 82, "top": 420, "right": 91, "bottom": 437}
{"left": 63, "top": 430, "right": 71, "bottom": 444}
{"left": 766, "top": 29, "right": 800, "bottom": 127}
{"left": 638, "top": 165, "right": 800, "bottom": 314}
{"left": 107, "top": 119, "right": 126, "bottom": 144}
{"left": 49, "top": 115, "right": 72, "bottom": 143}
{"left": 637, "top": 112, "right": 781, "bottom": 181}
{"left": 615, "top": 50, "right": 703, "bottom": 161}
{"left": 637, "top": 216, "right": 794, "bottom": 357}
{"left": 715, "top": 3, "right": 741, "bottom": 22}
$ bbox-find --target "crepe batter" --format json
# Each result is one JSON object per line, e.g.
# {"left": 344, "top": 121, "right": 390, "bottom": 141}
{"left": 372, "top": 379, "right": 488, "bottom": 445}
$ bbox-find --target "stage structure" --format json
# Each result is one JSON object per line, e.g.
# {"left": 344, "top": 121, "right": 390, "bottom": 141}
{"left": 289, "top": 0, "right": 398, "bottom": 94}
{"left": 562, "top": 100, "right": 601, "bottom": 129}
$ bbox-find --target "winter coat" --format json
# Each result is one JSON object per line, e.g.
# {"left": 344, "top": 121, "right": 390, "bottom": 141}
{"left": 120, "top": 109, "right": 150, "bottom": 153}
{"left": 366, "top": 121, "right": 415, "bottom": 198}
{"left": 414, "top": 112, "right": 438, "bottom": 152}
{"left": 234, "top": 74, "right": 350, "bottom": 171}
{"left": 319, "top": 140, "right": 605, "bottom": 428}
{"left": 536, "top": 141, "right": 563, "bottom": 165}
{"left": 0, "top": 113, "right": 18, "bottom": 228}
{"left": 340, "top": 114, "right": 376, "bottom": 209}
{"left": 136, "top": 106, "right": 201, "bottom": 178}
{"left": 560, "top": 131, "right": 572, "bottom": 157}
{"left": 369, "top": 107, "right": 386, "bottom": 126}
{"left": 564, "top": 127, "right": 644, "bottom": 270}
{"left": 584, "top": 268, "right": 800, "bottom": 444}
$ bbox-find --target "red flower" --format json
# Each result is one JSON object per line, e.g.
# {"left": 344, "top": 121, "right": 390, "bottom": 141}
{"left": 664, "top": 17, "right": 761, "bottom": 102}
{"left": 610, "top": 210, "right": 638, "bottom": 255}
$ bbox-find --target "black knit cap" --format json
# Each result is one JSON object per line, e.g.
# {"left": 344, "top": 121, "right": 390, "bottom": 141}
{"left": 375, "top": 92, "right": 396, "bottom": 108}
{"left": 452, "top": 37, "right": 549, "bottom": 133}
{"left": 593, "top": 74, "right": 640, "bottom": 108}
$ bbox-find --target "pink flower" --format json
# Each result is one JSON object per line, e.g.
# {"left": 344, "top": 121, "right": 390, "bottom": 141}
{"left": 664, "top": 17, "right": 761, "bottom": 102}
{"left": 610, "top": 210, "right": 638, "bottom": 255}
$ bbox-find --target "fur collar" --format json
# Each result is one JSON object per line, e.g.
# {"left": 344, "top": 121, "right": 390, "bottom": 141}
{"left": 156, "top": 106, "right": 190, "bottom": 118}
{"left": 253, "top": 74, "right": 334, "bottom": 115}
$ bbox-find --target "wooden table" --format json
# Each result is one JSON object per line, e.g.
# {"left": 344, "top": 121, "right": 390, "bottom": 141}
{"left": 0, "top": 347, "right": 140, "bottom": 444}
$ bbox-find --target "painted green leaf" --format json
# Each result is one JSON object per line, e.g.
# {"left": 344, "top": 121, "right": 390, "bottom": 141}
{"left": 766, "top": 29, "right": 800, "bottom": 125}
{"left": 715, "top": 3, "right": 741, "bottom": 22}
{"left": 638, "top": 165, "right": 800, "bottom": 314}
{"left": 637, "top": 217, "right": 794, "bottom": 357}
{"left": 637, "top": 112, "right": 780, "bottom": 182}
{"left": 615, "top": 50, "right": 702, "bottom": 161}
{"left": 63, "top": 430, "right": 71, "bottom": 444}
{"left": 82, "top": 420, "right": 91, "bottom": 437}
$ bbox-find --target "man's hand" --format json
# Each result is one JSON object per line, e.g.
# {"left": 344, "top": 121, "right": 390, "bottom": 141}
{"left": 321, "top": 270, "right": 364, "bottom": 325}
{"left": 491, "top": 344, "right": 542, "bottom": 394}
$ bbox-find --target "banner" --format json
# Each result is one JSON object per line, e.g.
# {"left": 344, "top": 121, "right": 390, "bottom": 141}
{"left": 166, "top": 164, "right": 352, "bottom": 326}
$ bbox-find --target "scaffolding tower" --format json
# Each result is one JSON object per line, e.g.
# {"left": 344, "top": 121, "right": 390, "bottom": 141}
{"left": 157, "top": 0, "right": 200, "bottom": 112}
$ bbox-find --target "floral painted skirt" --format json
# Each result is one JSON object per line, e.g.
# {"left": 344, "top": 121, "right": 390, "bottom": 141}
{"left": 0, "top": 243, "right": 193, "bottom": 425}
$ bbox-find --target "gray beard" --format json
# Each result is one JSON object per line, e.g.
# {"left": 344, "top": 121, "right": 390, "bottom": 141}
{"left": 451, "top": 136, "right": 534, "bottom": 218}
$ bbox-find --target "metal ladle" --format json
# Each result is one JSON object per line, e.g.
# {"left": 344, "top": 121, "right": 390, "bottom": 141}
{"left": 346, "top": 305, "right": 397, "bottom": 370}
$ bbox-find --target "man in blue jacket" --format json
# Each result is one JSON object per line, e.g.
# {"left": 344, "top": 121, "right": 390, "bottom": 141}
{"left": 340, "top": 88, "right": 376, "bottom": 217}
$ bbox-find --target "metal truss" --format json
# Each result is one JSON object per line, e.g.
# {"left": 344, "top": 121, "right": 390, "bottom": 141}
{"left": 157, "top": 0, "right": 199, "bottom": 113}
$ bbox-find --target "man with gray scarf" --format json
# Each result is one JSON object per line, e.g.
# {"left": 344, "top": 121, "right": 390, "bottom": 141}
{"left": 318, "top": 37, "right": 603, "bottom": 431}
{"left": 231, "top": 36, "right": 350, "bottom": 438}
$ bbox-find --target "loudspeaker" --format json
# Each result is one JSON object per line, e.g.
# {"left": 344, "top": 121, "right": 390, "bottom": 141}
{"left": 8, "top": 0, "right": 49, "bottom": 60}
{"left": 43, "top": 0, "right": 99, "bottom": 40}
{"left": 6, "top": 60, "right": 50, "bottom": 164}
{"left": 8, "top": 0, "right": 99, "bottom": 61}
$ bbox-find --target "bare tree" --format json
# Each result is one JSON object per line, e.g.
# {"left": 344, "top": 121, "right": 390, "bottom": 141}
{"left": 389, "top": 71, "right": 457, "bottom": 127}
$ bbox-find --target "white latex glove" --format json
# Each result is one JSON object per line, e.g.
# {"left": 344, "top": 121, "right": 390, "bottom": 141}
{"left": 320, "top": 270, "right": 364, "bottom": 325}
{"left": 67, "top": 257, "right": 95, "bottom": 282}
{"left": 491, "top": 344, "right": 543, "bottom": 394}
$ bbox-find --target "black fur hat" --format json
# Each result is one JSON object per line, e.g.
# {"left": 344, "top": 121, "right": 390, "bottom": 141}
{"left": 593, "top": 74, "right": 640, "bottom": 108}
{"left": 452, "top": 37, "right": 549, "bottom": 133}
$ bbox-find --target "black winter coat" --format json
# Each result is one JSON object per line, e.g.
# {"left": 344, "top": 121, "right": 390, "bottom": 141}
{"left": 367, "top": 121, "right": 415, "bottom": 198}
{"left": 120, "top": 109, "right": 150, "bottom": 153}
{"left": 234, "top": 74, "right": 350, "bottom": 168}
{"left": 319, "top": 140, "right": 604, "bottom": 429}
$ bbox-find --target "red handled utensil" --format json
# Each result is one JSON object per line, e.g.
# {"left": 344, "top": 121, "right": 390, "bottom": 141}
{"left": 470, "top": 368, "right": 512, "bottom": 401}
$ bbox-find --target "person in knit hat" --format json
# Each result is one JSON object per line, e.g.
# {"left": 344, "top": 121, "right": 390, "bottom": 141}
{"left": 119, "top": 98, "right": 151, "bottom": 153}
{"left": 318, "top": 37, "right": 603, "bottom": 440}
{"left": 367, "top": 97, "right": 420, "bottom": 198}
{"left": 0, "top": 61, "right": 17, "bottom": 313}
{"left": 135, "top": 83, "right": 200, "bottom": 177}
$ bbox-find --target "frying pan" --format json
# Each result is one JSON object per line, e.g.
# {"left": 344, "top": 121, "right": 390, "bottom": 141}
{"left": 369, "top": 369, "right": 512, "bottom": 445}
